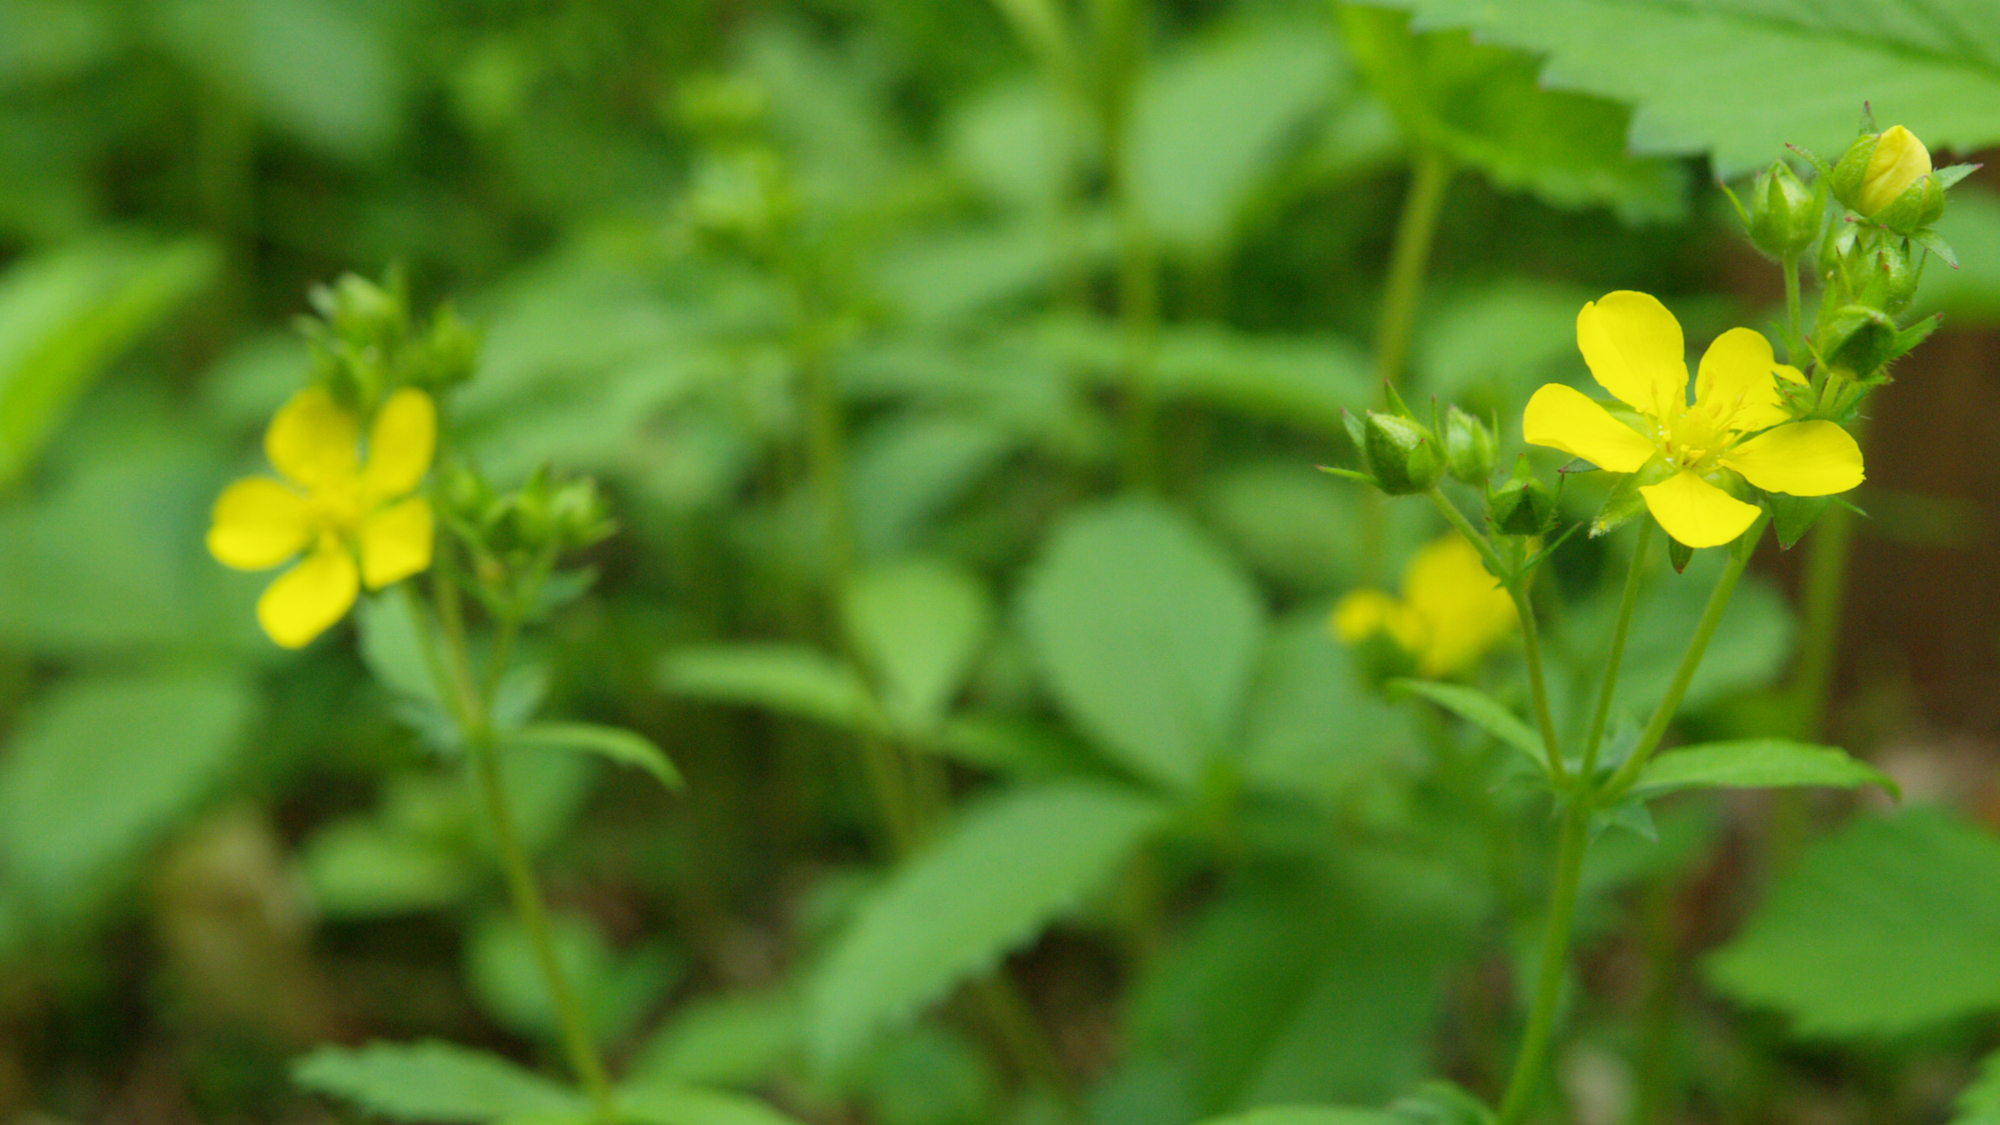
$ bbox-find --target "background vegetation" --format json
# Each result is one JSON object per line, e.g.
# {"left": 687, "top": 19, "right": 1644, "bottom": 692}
{"left": 6, "top": 1, "right": 2000, "bottom": 1123}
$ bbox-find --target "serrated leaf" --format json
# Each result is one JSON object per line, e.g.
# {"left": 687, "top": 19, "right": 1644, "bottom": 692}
{"left": 659, "top": 644, "right": 879, "bottom": 734}
{"left": 616, "top": 1083, "right": 809, "bottom": 1125}
{"left": 1386, "top": 679, "right": 1546, "bottom": 771}
{"left": 1019, "top": 499, "right": 1266, "bottom": 791}
{"left": 1366, "top": 0, "right": 2000, "bottom": 177}
{"left": 806, "top": 781, "right": 1167, "bottom": 1066}
{"left": 506, "top": 722, "right": 682, "bottom": 792}
{"left": 1707, "top": 808, "right": 2000, "bottom": 1035}
{"left": 1338, "top": 6, "right": 1686, "bottom": 221}
{"left": 0, "top": 235, "right": 217, "bottom": 487}
{"left": 841, "top": 558, "right": 992, "bottom": 732}
{"left": 1630, "top": 739, "right": 1896, "bottom": 799}
{"left": 292, "top": 1040, "right": 585, "bottom": 1122}
{"left": 0, "top": 670, "right": 252, "bottom": 925}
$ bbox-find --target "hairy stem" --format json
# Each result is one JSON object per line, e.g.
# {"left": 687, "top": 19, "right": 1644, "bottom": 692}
{"left": 1580, "top": 520, "right": 1655, "bottom": 779}
{"left": 1496, "top": 799, "right": 1589, "bottom": 1125}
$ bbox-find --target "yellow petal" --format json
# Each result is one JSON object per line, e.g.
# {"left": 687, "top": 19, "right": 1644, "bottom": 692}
{"left": 1332, "top": 589, "right": 1398, "bottom": 645}
{"left": 208, "top": 477, "right": 312, "bottom": 570}
{"left": 1859, "top": 125, "right": 1932, "bottom": 216}
{"left": 1576, "top": 291, "right": 1687, "bottom": 419}
{"left": 1639, "top": 470, "right": 1762, "bottom": 549}
{"left": 1774, "top": 364, "right": 1809, "bottom": 387}
{"left": 1402, "top": 535, "right": 1515, "bottom": 677}
{"left": 359, "top": 496, "right": 435, "bottom": 589}
{"left": 362, "top": 388, "right": 437, "bottom": 502}
{"left": 1694, "top": 327, "right": 1789, "bottom": 432}
{"left": 1522, "top": 383, "right": 1656, "bottom": 472}
{"left": 266, "top": 387, "right": 360, "bottom": 491}
{"left": 1720, "top": 420, "right": 1864, "bottom": 497}
{"left": 257, "top": 542, "right": 360, "bottom": 648}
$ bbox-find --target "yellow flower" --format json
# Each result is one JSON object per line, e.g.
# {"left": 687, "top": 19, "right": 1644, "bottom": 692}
{"left": 1522, "top": 291, "right": 1863, "bottom": 549}
{"left": 1857, "top": 125, "right": 1931, "bottom": 217}
{"left": 1333, "top": 534, "right": 1516, "bottom": 677}
{"left": 208, "top": 387, "right": 437, "bottom": 648}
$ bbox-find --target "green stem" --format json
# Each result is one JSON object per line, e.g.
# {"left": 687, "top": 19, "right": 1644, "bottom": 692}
{"left": 1597, "top": 518, "right": 1766, "bottom": 806}
{"left": 1781, "top": 253, "right": 1804, "bottom": 364}
{"left": 1496, "top": 800, "right": 1589, "bottom": 1125}
{"left": 421, "top": 575, "right": 616, "bottom": 1122}
{"left": 1580, "top": 520, "right": 1655, "bottom": 779}
{"left": 1105, "top": 114, "right": 1160, "bottom": 491}
{"left": 1373, "top": 149, "right": 1453, "bottom": 393}
{"left": 1427, "top": 488, "right": 1567, "bottom": 787}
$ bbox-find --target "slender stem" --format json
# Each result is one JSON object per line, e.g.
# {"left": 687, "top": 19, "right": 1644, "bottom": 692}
{"left": 1496, "top": 800, "right": 1590, "bottom": 1125}
{"left": 421, "top": 579, "right": 616, "bottom": 1122}
{"left": 1104, "top": 111, "right": 1160, "bottom": 491}
{"left": 1373, "top": 150, "right": 1453, "bottom": 393}
{"left": 1597, "top": 519, "right": 1767, "bottom": 805}
{"left": 1580, "top": 520, "right": 1655, "bottom": 779}
{"left": 1781, "top": 253, "right": 1804, "bottom": 363}
{"left": 1427, "top": 488, "right": 1568, "bottom": 787}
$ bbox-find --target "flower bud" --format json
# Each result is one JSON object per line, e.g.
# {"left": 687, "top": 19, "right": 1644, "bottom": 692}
{"left": 1362, "top": 412, "right": 1442, "bottom": 495}
{"left": 1870, "top": 171, "right": 1946, "bottom": 233}
{"left": 1859, "top": 241, "right": 1922, "bottom": 315}
{"left": 1441, "top": 405, "right": 1497, "bottom": 485}
{"left": 1747, "top": 161, "right": 1821, "bottom": 260}
{"left": 1486, "top": 456, "right": 1557, "bottom": 536}
{"left": 549, "top": 477, "right": 616, "bottom": 551}
{"left": 1817, "top": 218, "right": 1860, "bottom": 286}
{"left": 1822, "top": 304, "right": 1898, "bottom": 377}
{"left": 1833, "top": 125, "right": 1938, "bottom": 224}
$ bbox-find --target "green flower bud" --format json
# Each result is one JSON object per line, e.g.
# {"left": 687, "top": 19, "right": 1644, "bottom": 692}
{"left": 1362, "top": 412, "right": 1442, "bottom": 495}
{"left": 1871, "top": 171, "right": 1946, "bottom": 234}
{"left": 438, "top": 461, "right": 500, "bottom": 531}
{"left": 1859, "top": 241, "right": 1922, "bottom": 315}
{"left": 1486, "top": 456, "right": 1557, "bottom": 537}
{"left": 549, "top": 477, "right": 616, "bottom": 551}
{"left": 413, "top": 305, "right": 482, "bottom": 391}
{"left": 1833, "top": 125, "right": 1940, "bottom": 228}
{"left": 1817, "top": 217, "right": 1860, "bottom": 286}
{"left": 1441, "top": 405, "right": 1497, "bottom": 485}
{"left": 1822, "top": 304, "right": 1898, "bottom": 377}
{"left": 1747, "top": 161, "right": 1821, "bottom": 260}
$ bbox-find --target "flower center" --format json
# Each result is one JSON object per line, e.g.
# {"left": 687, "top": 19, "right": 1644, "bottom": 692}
{"left": 308, "top": 474, "right": 370, "bottom": 537}
{"left": 1657, "top": 409, "right": 1728, "bottom": 474}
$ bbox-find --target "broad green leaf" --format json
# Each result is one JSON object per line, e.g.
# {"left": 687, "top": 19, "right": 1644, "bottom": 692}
{"left": 1241, "top": 617, "right": 1411, "bottom": 805}
{"left": 1387, "top": 679, "right": 1546, "bottom": 770}
{"left": 1019, "top": 499, "right": 1266, "bottom": 791}
{"left": 849, "top": 414, "right": 1020, "bottom": 558}
{"left": 300, "top": 818, "right": 476, "bottom": 919}
{"left": 660, "top": 644, "right": 878, "bottom": 734}
{"left": 466, "top": 913, "right": 682, "bottom": 1049}
{"left": 617, "top": 1083, "right": 809, "bottom": 1125}
{"left": 292, "top": 1040, "right": 585, "bottom": 1122}
{"left": 0, "top": 235, "right": 217, "bottom": 487}
{"left": 1129, "top": 857, "right": 1483, "bottom": 1115}
{"left": 1707, "top": 808, "right": 2000, "bottom": 1035}
{"left": 1127, "top": 19, "right": 1341, "bottom": 253}
{"left": 1194, "top": 1109, "right": 1402, "bottom": 1125}
{"left": 806, "top": 781, "right": 1167, "bottom": 1066}
{"left": 840, "top": 558, "right": 993, "bottom": 732}
{"left": 507, "top": 722, "right": 683, "bottom": 792}
{"left": 943, "top": 77, "right": 1080, "bottom": 213}
{"left": 1411, "top": 281, "right": 1597, "bottom": 408}
{"left": 629, "top": 990, "right": 799, "bottom": 1089}
{"left": 1630, "top": 740, "right": 1896, "bottom": 799}
{"left": 1028, "top": 316, "right": 1372, "bottom": 437}
{"left": 1338, "top": 7, "right": 1686, "bottom": 222}
{"left": 1201, "top": 463, "right": 1360, "bottom": 594}
{"left": 0, "top": 670, "right": 252, "bottom": 924}
{"left": 860, "top": 1025, "right": 1001, "bottom": 1125}
{"left": 873, "top": 215, "right": 1117, "bottom": 327}
{"left": 1955, "top": 1047, "right": 2000, "bottom": 1125}
{"left": 1362, "top": 0, "right": 2000, "bottom": 177}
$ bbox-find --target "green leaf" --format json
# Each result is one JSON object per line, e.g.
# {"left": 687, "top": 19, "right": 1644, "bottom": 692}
{"left": 356, "top": 591, "right": 446, "bottom": 707}
{"left": 292, "top": 1040, "right": 585, "bottom": 1122}
{"left": 806, "top": 781, "right": 1167, "bottom": 1066}
{"left": 1363, "top": 0, "right": 2000, "bottom": 177}
{"left": 1194, "top": 1109, "right": 1403, "bottom": 1125}
{"left": 466, "top": 913, "right": 682, "bottom": 1049}
{"left": 1019, "top": 499, "right": 1266, "bottom": 791}
{"left": 849, "top": 413, "right": 1020, "bottom": 558}
{"left": 0, "top": 235, "right": 217, "bottom": 488}
{"left": 616, "top": 1082, "right": 809, "bottom": 1125}
{"left": 1386, "top": 679, "right": 1546, "bottom": 771}
{"left": 840, "top": 558, "right": 993, "bottom": 732}
{"left": 1126, "top": 19, "right": 1341, "bottom": 253}
{"left": 506, "top": 723, "right": 683, "bottom": 792}
{"left": 629, "top": 990, "right": 799, "bottom": 1089}
{"left": 1707, "top": 808, "right": 2000, "bottom": 1035}
{"left": 1241, "top": 617, "right": 1412, "bottom": 805}
{"left": 659, "top": 644, "right": 878, "bottom": 734}
{"left": 1630, "top": 740, "right": 1897, "bottom": 799}
{"left": 299, "top": 818, "right": 477, "bottom": 920}
{"left": 0, "top": 671, "right": 252, "bottom": 925}
{"left": 1338, "top": 7, "right": 1686, "bottom": 221}
{"left": 1610, "top": 553, "right": 1793, "bottom": 712}
{"left": 1953, "top": 1047, "right": 2000, "bottom": 1125}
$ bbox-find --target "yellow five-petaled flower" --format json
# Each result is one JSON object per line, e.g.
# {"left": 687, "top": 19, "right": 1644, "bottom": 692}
{"left": 1333, "top": 534, "right": 1517, "bottom": 678}
{"left": 208, "top": 386, "right": 437, "bottom": 648}
{"left": 1523, "top": 291, "right": 1863, "bottom": 549}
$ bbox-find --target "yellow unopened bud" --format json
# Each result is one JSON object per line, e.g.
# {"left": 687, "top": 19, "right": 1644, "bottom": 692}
{"left": 1856, "top": 125, "right": 1931, "bottom": 216}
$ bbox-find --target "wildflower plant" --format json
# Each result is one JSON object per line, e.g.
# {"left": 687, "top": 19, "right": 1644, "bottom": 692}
{"left": 207, "top": 275, "right": 683, "bottom": 1125}
{"left": 1323, "top": 114, "right": 1954, "bottom": 1125}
